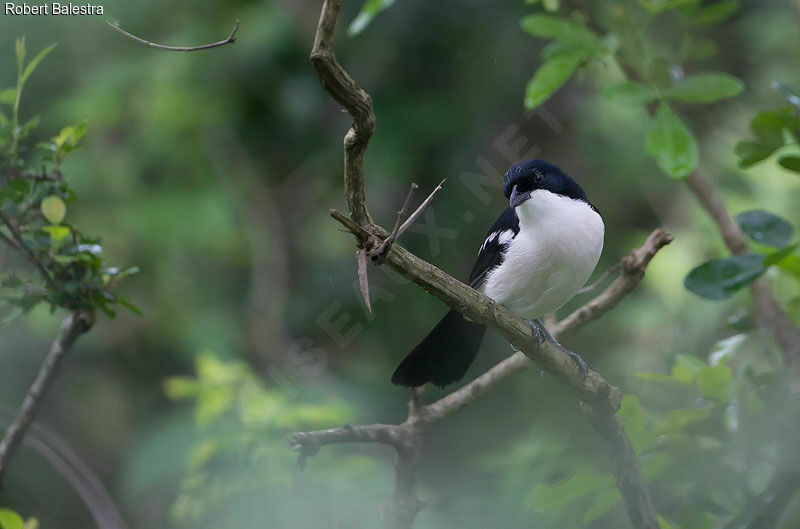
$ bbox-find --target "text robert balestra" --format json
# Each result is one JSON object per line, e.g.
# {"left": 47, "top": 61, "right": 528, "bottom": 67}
{"left": 5, "top": 2, "right": 104, "bottom": 15}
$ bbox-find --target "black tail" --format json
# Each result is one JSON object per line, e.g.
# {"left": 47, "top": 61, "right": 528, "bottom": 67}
{"left": 391, "top": 310, "right": 486, "bottom": 387}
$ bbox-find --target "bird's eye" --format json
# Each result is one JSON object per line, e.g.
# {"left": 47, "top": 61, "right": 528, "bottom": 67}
{"left": 533, "top": 171, "right": 544, "bottom": 185}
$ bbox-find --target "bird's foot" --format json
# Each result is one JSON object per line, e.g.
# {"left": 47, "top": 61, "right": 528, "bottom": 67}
{"left": 524, "top": 319, "right": 589, "bottom": 379}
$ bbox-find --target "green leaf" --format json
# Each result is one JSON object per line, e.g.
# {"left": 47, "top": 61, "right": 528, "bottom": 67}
{"left": 531, "top": 472, "right": 615, "bottom": 512}
{"left": 645, "top": 102, "right": 699, "bottom": 178}
{"left": 764, "top": 242, "right": 800, "bottom": 267}
{"left": 696, "top": 364, "right": 732, "bottom": 401}
{"left": 772, "top": 81, "right": 800, "bottom": 107}
{"left": 602, "top": 82, "right": 656, "bottom": 104}
{"left": 751, "top": 110, "right": 786, "bottom": 146}
{"left": 691, "top": 0, "right": 739, "bottom": 26}
{"left": 347, "top": 0, "right": 395, "bottom": 36}
{"left": 0, "top": 509, "right": 24, "bottom": 529}
{"left": 41, "top": 195, "right": 67, "bottom": 224}
{"left": 662, "top": 72, "right": 744, "bottom": 103}
{"left": 735, "top": 140, "right": 779, "bottom": 168}
{"left": 21, "top": 44, "right": 57, "bottom": 84}
{"left": 778, "top": 155, "right": 800, "bottom": 173}
{"left": 582, "top": 488, "right": 622, "bottom": 524}
{"left": 524, "top": 48, "right": 586, "bottom": 110}
{"left": 684, "top": 254, "right": 767, "bottom": 300}
{"left": 619, "top": 394, "right": 648, "bottom": 453}
{"left": 43, "top": 225, "right": 71, "bottom": 246}
{"left": 15, "top": 36, "right": 26, "bottom": 73}
{"left": 658, "top": 515, "right": 676, "bottom": 529}
{"left": 0, "top": 88, "right": 15, "bottom": 105}
{"left": 7, "top": 179, "right": 30, "bottom": 194}
{"left": 736, "top": 210, "right": 793, "bottom": 248}
{"left": 520, "top": 14, "right": 600, "bottom": 48}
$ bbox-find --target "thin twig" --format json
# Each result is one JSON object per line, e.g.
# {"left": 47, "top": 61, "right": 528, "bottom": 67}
{"left": 356, "top": 248, "right": 372, "bottom": 314}
{"left": 397, "top": 179, "right": 446, "bottom": 237}
{"left": 0, "top": 229, "right": 19, "bottom": 251}
{"left": 0, "top": 210, "right": 59, "bottom": 294}
{"left": 106, "top": 20, "right": 240, "bottom": 52}
{"left": 0, "top": 312, "right": 92, "bottom": 487}
{"left": 370, "top": 183, "right": 418, "bottom": 262}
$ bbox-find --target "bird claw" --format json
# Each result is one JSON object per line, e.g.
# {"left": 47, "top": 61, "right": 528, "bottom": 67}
{"left": 523, "top": 319, "right": 589, "bottom": 380}
{"left": 564, "top": 349, "right": 589, "bottom": 379}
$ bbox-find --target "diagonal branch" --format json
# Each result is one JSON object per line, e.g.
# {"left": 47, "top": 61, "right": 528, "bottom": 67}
{"left": 0, "top": 311, "right": 93, "bottom": 488}
{"left": 107, "top": 20, "right": 240, "bottom": 52}
{"left": 301, "top": 1, "right": 667, "bottom": 528}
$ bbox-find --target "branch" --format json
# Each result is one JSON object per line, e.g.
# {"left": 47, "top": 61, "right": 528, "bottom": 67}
{"left": 303, "top": 1, "right": 668, "bottom": 527}
{"left": 289, "top": 423, "right": 402, "bottom": 469}
{"left": 370, "top": 179, "right": 446, "bottom": 263}
{"left": 106, "top": 20, "right": 239, "bottom": 52}
{"left": 0, "top": 311, "right": 92, "bottom": 487}
{"left": 685, "top": 168, "right": 800, "bottom": 371}
{"left": 582, "top": 404, "right": 660, "bottom": 529}
{"left": 310, "top": 0, "right": 375, "bottom": 227}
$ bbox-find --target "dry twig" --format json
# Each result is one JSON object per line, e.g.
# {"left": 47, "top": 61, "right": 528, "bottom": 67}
{"left": 107, "top": 20, "right": 240, "bottom": 52}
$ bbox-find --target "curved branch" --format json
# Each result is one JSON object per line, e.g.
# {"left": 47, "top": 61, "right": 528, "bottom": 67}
{"left": 107, "top": 20, "right": 239, "bottom": 52}
{"left": 310, "top": 0, "right": 375, "bottom": 227}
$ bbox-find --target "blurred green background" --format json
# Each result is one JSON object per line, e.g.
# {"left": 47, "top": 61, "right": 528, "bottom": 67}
{"left": 1, "top": 1, "right": 800, "bottom": 528}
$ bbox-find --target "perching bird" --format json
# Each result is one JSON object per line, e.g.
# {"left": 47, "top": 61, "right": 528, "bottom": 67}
{"left": 391, "top": 159, "right": 605, "bottom": 387}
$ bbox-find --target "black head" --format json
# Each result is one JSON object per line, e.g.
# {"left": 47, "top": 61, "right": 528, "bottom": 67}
{"left": 502, "top": 159, "right": 592, "bottom": 210}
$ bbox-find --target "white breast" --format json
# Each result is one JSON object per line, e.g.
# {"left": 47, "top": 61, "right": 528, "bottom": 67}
{"left": 481, "top": 190, "right": 604, "bottom": 318}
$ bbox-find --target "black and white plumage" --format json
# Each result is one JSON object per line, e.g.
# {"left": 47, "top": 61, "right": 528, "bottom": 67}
{"left": 392, "top": 160, "right": 604, "bottom": 388}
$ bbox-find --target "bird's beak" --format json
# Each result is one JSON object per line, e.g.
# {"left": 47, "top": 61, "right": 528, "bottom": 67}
{"left": 509, "top": 185, "right": 531, "bottom": 208}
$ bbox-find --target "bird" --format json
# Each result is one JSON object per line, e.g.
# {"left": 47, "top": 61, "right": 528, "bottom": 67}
{"left": 391, "top": 159, "right": 605, "bottom": 388}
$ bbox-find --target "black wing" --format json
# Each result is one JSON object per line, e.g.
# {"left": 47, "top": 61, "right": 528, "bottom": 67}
{"left": 467, "top": 207, "right": 520, "bottom": 289}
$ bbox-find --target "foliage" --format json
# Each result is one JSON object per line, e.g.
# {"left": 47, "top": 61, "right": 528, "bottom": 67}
{"left": 164, "top": 352, "right": 361, "bottom": 528}
{"left": 520, "top": 345, "right": 798, "bottom": 528}
{"left": 0, "top": 38, "right": 138, "bottom": 321}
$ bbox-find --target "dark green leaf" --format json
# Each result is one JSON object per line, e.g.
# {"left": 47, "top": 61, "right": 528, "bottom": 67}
{"left": 645, "top": 102, "right": 699, "bottom": 179}
{"left": 684, "top": 254, "right": 767, "bottom": 300}
{"left": 7, "top": 179, "right": 30, "bottom": 194}
{"left": 21, "top": 44, "right": 57, "bottom": 84}
{"left": 750, "top": 110, "right": 786, "bottom": 146}
{"left": 736, "top": 210, "right": 793, "bottom": 248}
{"left": 772, "top": 81, "right": 800, "bottom": 107}
{"left": 691, "top": 0, "right": 739, "bottom": 26}
{"left": 735, "top": 140, "right": 779, "bottom": 168}
{"left": 524, "top": 48, "right": 586, "bottom": 110}
{"left": 602, "top": 82, "right": 656, "bottom": 104}
{"left": 662, "top": 72, "right": 744, "bottom": 103}
{"left": 778, "top": 155, "right": 800, "bottom": 173}
{"left": 520, "top": 14, "right": 600, "bottom": 48}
